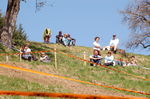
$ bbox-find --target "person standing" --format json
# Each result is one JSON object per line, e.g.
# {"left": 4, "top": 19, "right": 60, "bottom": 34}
{"left": 109, "top": 34, "right": 119, "bottom": 54}
{"left": 43, "top": 28, "right": 52, "bottom": 43}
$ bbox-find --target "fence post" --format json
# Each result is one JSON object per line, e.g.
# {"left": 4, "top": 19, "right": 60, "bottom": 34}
{"left": 54, "top": 48, "right": 57, "bottom": 69}
{"left": 6, "top": 55, "right": 9, "bottom": 62}
{"left": 83, "top": 51, "right": 87, "bottom": 66}
{"left": 19, "top": 50, "right": 22, "bottom": 62}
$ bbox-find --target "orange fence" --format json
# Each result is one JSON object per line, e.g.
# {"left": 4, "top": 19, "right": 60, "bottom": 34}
{"left": 0, "top": 91, "right": 149, "bottom": 99}
{"left": 0, "top": 64, "right": 149, "bottom": 96}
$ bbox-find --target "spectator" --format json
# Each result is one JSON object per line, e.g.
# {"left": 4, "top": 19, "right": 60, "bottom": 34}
{"left": 56, "top": 31, "right": 63, "bottom": 45}
{"left": 93, "top": 37, "right": 102, "bottom": 51}
{"left": 40, "top": 53, "right": 50, "bottom": 63}
{"left": 90, "top": 50, "right": 103, "bottom": 66}
{"left": 109, "top": 34, "right": 119, "bottom": 54}
{"left": 43, "top": 28, "right": 52, "bottom": 43}
{"left": 127, "top": 56, "right": 137, "bottom": 66}
{"left": 21, "top": 45, "right": 32, "bottom": 61}
{"left": 20, "top": 45, "right": 38, "bottom": 61}
{"left": 67, "top": 34, "right": 76, "bottom": 46}
{"left": 104, "top": 51, "right": 115, "bottom": 66}
{"left": 70, "top": 38, "right": 76, "bottom": 46}
{"left": 62, "top": 34, "right": 70, "bottom": 46}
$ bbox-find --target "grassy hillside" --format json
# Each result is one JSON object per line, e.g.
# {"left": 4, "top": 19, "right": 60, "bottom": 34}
{"left": 0, "top": 42, "right": 149, "bottom": 98}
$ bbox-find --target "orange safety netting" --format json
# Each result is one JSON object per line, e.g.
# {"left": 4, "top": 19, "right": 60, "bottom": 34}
{"left": 0, "top": 91, "right": 149, "bottom": 99}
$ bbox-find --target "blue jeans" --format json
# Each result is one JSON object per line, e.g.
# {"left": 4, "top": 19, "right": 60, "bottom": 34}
{"left": 104, "top": 62, "right": 113, "bottom": 66}
{"left": 115, "top": 61, "right": 126, "bottom": 66}
{"left": 22, "top": 54, "right": 32, "bottom": 61}
{"left": 90, "top": 59, "right": 101, "bottom": 66}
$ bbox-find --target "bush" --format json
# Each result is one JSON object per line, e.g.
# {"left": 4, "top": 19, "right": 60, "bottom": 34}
{"left": 0, "top": 43, "right": 5, "bottom": 52}
{"left": 12, "top": 24, "right": 28, "bottom": 46}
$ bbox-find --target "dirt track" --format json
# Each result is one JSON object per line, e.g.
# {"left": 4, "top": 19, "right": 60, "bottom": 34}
{"left": 0, "top": 62, "right": 133, "bottom": 97}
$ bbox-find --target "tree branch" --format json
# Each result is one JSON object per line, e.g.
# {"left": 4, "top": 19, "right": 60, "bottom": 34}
{"left": 121, "top": 11, "right": 150, "bottom": 25}
{"left": 140, "top": 42, "right": 150, "bottom": 48}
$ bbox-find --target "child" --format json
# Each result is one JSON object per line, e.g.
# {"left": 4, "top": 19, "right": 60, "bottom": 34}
{"left": 40, "top": 53, "right": 50, "bottom": 63}
{"left": 104, "top": 51, "right": 114, "bottom": 66}
{"left": 90, "top": 50, "right": 102, "bottom": 66}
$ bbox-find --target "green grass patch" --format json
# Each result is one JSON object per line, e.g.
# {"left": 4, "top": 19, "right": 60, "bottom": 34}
{"left": 0, "top": 75, "right": 70, "bottom": 99}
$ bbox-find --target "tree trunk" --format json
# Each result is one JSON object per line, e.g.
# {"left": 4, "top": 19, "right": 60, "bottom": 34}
{"left": 0, "top": 0, "right": 20, "bottom": 49}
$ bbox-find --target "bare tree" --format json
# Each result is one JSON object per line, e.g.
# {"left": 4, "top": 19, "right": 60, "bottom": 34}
{"left": 121, "top": 0, "right": 150, "bottom": 50}
{"left": 0, "top": 0, "right": 47, "bottom": 49}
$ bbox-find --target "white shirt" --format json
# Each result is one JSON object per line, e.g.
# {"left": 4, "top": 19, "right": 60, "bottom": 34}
{"left": 110, "top": 38, "right": 119, "bottom": 46}
{"left": 25, "top": 48, "right": 31, "bottom": 53}
{"left": 93, "top": 41, "right": 101, "bottom": 51}
{"left": 104, "top": 55, "right": 114, "bottom": 63}
{"left": 23, "top": 48, "right": 31, "bottom": 56}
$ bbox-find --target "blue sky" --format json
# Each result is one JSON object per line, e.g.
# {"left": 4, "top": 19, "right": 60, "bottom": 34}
{"left": 0, "top": 0, "right": 149, "bottom": 55}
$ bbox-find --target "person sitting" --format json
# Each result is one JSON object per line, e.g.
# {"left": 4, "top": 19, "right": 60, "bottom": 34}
{"left": 90, "top": 50, "right": 102, "bottom": 66}
{"left": 20, "top": 45, "right": 32, "bottom": 61}
{"left": 62, "top": 34, "right": 70, "bottom": 46}
{"left": 127, "top": 56, "right": 137, "bottom": 66}
{"left": 67, "top": 34, "right": 76, "bottom": 46}
{"left": 20, "top": 45, "right": 38, "bottom": 61}
{"left": 43, "top": 28, "right": 52, "bottom": 44}
{"left": 40, "top": 53, "right": 50, "bottom": 63}
{"left": 109, "top": 34, "right": 119, "bottom": 54}
{"left": 93, "top": 37, "right": 102, "bottom": 51}
{"left": 56, "top": 31, "right": 63, "bottom": 45}
{"left": 104, "top": 51, "right": 115, "bottom": 66}
{"left": 70, "top": 38, "right": 76, "bottom": 46}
